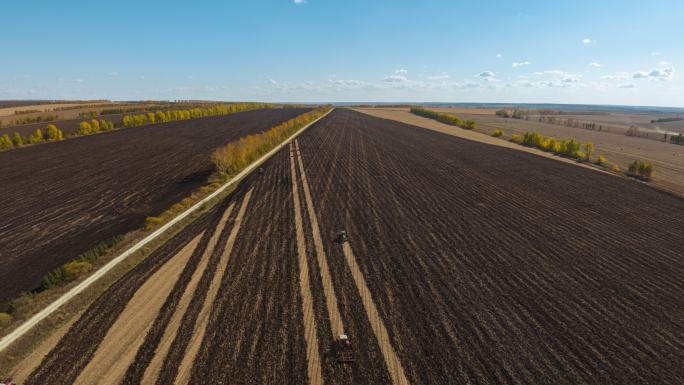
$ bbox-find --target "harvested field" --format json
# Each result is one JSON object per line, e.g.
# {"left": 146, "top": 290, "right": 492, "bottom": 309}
{"left": 0, "top": 108, "right": 309, "bottom": 305}
{"left": 11, "top": 108, "right": 684, "bottom": 384}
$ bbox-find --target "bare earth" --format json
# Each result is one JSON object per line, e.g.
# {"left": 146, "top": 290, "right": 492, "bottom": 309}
{"left": 354, "top": 107, "right": 684, "bottom": 196}
{"left": 73, "top": 233, "right": 202, "bottom": 385}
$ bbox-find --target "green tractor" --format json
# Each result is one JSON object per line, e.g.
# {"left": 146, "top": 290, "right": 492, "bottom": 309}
{"left": 335, "top": 230, "right": 348, "bottom": 244}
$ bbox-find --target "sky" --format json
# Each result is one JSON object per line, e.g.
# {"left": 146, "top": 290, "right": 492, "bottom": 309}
{"left": 1, "top": 0, "right": 683, "bottom": 107}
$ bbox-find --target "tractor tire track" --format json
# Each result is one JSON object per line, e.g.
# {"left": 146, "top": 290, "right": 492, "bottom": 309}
{"left": 128, "top": 201, "right": 236, "bottom": 385}
{"left": 294, "top": 139, "right": 345, "bottom": 338}
{"left": 72, "top": 233, "right": 203, "bottom": 385}
{"left": 171, "top": 189, "right": 253, "bottom": 384}
{"left": 290, "top": 142, "right": 324, "bottom": 385}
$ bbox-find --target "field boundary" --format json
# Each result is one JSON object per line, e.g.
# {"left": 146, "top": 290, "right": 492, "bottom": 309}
{"left": 0, "top": 107, "right": 334, "bottom": 354}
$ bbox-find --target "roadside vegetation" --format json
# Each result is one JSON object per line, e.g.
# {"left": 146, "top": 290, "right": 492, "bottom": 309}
{"left": 145, "top": 105, "right": 331, "bottom": 231}
{"left": 627, "top": 160, "right": 654, "bottom": 180}
{"left": 410, "top": 107, "right": 477, "bottom": 130}
{"left": 0, "top": 236, "right": 122, "bottom": 332}
{"left": 505, "top": 130, "right": 656, "bottom": 180}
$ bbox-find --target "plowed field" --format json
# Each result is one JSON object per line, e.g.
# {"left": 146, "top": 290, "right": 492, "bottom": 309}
{"left": 14, "top": 109, "right": 684, "bottom": 385}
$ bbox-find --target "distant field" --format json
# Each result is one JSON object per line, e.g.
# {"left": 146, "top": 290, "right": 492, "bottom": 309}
{"left": 0, "top": 102, "right": 111, "bottom": 118}
{"left": 0, "top": 108, "right": 309, "bottom": 306}
{"left": 363, "top": 107, "right": 684, "bottom": 195}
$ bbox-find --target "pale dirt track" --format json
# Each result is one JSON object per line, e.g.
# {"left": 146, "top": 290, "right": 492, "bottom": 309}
{"left": 295, "top": 140, "right": 345, "bottom": 338}
{"left": 290, "top": 143, "right": 324, "bottom": 385}
{"left": 174, "top": 190, "right": 253, "bottom": 384}
{"left": 140, "top": 203, "right": 235, "bottom": 385}
{"left": 73, "top": 233, "right": 202, "bottom": 385}
{"left": 11, "top": 312, "right": 82, "bottom": 382}
{"left": 295, "top": 140, "right": 410, "bottom": 385}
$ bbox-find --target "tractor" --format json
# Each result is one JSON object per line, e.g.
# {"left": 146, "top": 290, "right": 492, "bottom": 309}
{"left": 335, "top": 230, "right": 348, "bottom": 244}
{"left": 334, "top": 334, "right": 355, "bottom": 363}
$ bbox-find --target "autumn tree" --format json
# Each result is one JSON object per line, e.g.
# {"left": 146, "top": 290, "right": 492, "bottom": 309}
{"left": 583, "top": 142, "right": 594, "bottom": 161}
{"left": 0, "top": 134, "right": 13, "bottom": 150}
{"left": 46, "top": 124, "right": 64, "bottom": 141}
{"left": 12, "top": 132, "right": 24, "bottom": 147}
{"left": 29, "top": 128, "right": 45, "bottom": 144}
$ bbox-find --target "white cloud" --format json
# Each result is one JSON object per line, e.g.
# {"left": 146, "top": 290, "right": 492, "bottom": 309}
{"left": 427, "top": 73, "right": 450, "bottom": 80}
{"left": 496, "top": 53, "right": 502, "bottom": 58}
{"left": 658, "top": 61, "right": 671, "bottom": 66}
{"left": 582, "top": 38, "right": 592, "bottom": 44}
{"left": 601, "top": 72, "right": 629, "bottom": 81}
{"left": 632, "top": 66, "right": 675, "bottom": 80}
{"left": 383, "top": 68, "right": 409, "bottom": 82}
{"left": 477, "top": 71, "right": 495, "bottom": 78}
{"left": 618, "top": 84, "right": 637, "bottom": 89}
{"left": 651, "top": 51, "right": 661, "bottom": 56}
{"left": 71, "top": 78, "right": 84, "bottom": 83}
{"left": 589, "top": 62, "right": 602, "bottom": 68}
{"left": 108, "top": 71, "right": 119, "bottom": 76}
{"left": 512, "top": 61, "right": 531, "bottom": 68}
{"left": 294, "top": 0, "right": 306, "bottom": 4}
{"left": 383, "top": 74, "right": 408, "bottom": 83}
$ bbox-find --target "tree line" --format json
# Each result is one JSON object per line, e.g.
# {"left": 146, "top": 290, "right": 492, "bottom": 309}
{"left": 410, "top": 107, "right": 477, "bottom": 130}
{"left": 0, "top": 124, "right": 66, "bottom": 150}
{"left": 212, "top": 106, "right": 331, "bottom": 176}
{"left": 121, "top": 102, "right": 271, "bottom": 128}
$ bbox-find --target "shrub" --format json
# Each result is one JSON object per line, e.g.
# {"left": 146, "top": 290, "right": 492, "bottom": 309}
{"left": 596, "top": 155, "right": 608, "bottom": 166}
{"left": 583, "top": 142, "right": 594, "bottom": 161}
{"left": 510, "top": 134, "right": 522, "bottom": 144}
{"left": 62, "top": 260, "right": 93, "bottom": 282}
{"left": 0, "top": 312, "right": 12, "bottom": 328}
{"left": 492, "top": 129, "right": 504, "bottom": 137}
{"left": 146, "top": 216, "right": 164, "bottom": 230}
{"left": 0, "top": 134, "right": 13, "bottom": 150}
{"left": 46, "top": 124, "right": 64, "bottom": 141}
{"left": 12, "top": 132, "right": 24, "bottom": 147}
{"left": 628, "top": 160, "right": 654, "bottom": 180}
{"left": 612, "top": 165, "right": 621, "bottom": 172}
{"left": 29, "top": 128, "right": 45, "bottom": 144}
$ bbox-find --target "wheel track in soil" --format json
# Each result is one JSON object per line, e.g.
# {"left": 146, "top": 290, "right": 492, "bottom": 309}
{"left": 125, "top": 200, "right": 236, "bottom": 385}
{"left": 189, "top": 147, "right": 309, "bottom": 384}
{"left": 294, "top": 139, "right": 345, "bottom": 338}
{"left": 24, "top": 206, "right": 217, "bottom": 385}
{"left": 72, "top": 233, "right": 204, "bottom": 385}
{"left": 295, "top": 138, "right": 410, "bottom": 385}
{"left": 290, "top": 142, "right": 324, "bottom": 385}
{"left": 295, "top": 109, "right": 684, "bottom": 385}
{"left": 172, "top": 188, "right": 253, "bottom": 384}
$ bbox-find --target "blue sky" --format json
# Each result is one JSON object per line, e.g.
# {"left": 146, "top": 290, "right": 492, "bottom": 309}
{"left": 1, "top": 0, "right": 682, "bottom": 106}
